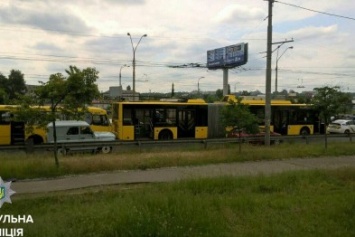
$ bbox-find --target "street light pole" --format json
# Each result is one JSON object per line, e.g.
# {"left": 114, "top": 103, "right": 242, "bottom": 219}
{"left": 127, "top": 33, "right": 147, "bottom": 101}
{"left": 197, "top": 76, "right": 204, "bottom": 96}
{"left": 119, "top": 64, "right": 130, "bottom": 87}
{"left": 275, "top": 46, "right": 293, "bottom": 92}
{"left": 234, "top": 82, "right": 240, "bottom": 93}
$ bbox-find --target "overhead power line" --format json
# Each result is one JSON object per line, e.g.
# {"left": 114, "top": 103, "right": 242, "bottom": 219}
{"left": 276, "top": 1, "right": 355, "bottom": 21}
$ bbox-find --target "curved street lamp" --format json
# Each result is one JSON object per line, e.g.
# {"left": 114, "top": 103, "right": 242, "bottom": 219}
{"left": 275, "top": 46, "right": 293, "bottom": 92}
{"left": 198, "top": 76, "right": 204, "bottom": 96}
{"left": 127, "top": 33, "right": 147, "bottom": 101}
{"left": 119, "top": 64, "right": 130, "bottom": 87}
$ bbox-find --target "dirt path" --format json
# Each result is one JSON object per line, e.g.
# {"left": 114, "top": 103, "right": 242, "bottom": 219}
{"left": 12, "top": 156, "right": 355, "bottom": 194}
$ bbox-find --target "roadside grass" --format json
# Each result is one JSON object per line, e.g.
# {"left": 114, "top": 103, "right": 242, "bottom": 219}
{"left": 0, "top": 142, "right": 355, "bottom": 180}
{"left": 2, "top": 168, "right": 355, "bottom": 237}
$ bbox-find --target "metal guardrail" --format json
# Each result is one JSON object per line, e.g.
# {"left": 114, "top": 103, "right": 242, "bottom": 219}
{"left": 0, "top": 133, "right": 353, "bottom": 153}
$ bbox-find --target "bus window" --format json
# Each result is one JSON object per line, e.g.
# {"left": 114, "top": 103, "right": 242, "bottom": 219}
{"left": 85, "top": 112, "right": 93, "bottom": 124}
{"left": 92, "top": 114, "right": 109, "bottom": 126}
{"left": 123, "top": 108, "right": 132, "bottom": 125}
{"left": 166, "top": 109, "right": 176, "bottom": 125}
{"left": 0, "top": 111, "right": 11, "bottom": 124}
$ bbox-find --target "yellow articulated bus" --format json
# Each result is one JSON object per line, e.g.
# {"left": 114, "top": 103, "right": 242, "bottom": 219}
{"left": 111, "top": 96, "right": 321, "bottom": 141}
{"left": 222, "top": 95, "right": 321, "bottom": 135}
{"left": 0, "top": 105, "right": 112, "bottom": 145}
{"left": 111, "top": 99, "right": 208, "bottom": 140}
{"left": 0, "top": 105, "right": 24, "bottom": 145}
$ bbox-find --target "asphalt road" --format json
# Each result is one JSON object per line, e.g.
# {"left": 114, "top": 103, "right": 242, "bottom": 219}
{"left": 11, "top": 156, "right": 355, "bottom": 195}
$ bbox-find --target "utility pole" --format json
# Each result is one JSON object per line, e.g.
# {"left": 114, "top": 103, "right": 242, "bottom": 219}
{"left": 264, "top": 0, "right": 274, "bottom": 146}
{"left": 223, "top": 69, "right": 229, "bottom": 96}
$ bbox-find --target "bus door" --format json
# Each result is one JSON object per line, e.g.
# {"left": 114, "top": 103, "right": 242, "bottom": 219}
{"left": 177, "top": 109, "right": 195, "bottom": 138}
{"left": 0, "top": 111, "right": 11, "bottom": 145}
{"left": 10, "top": 121, "right": 25, "bottom": 145}
{"left": 273, "top": 109, "right": 289, "bottom": 135}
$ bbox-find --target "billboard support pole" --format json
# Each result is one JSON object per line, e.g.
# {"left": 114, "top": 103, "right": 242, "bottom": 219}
{"left": 223, "top": 68, "right": 229, "bottom": 96}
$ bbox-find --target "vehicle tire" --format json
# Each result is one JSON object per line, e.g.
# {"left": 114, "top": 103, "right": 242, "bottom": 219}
{"left": 159, "top": 130, "right": 173, "bottom": 140}
{"left": 27, "top": 135, "right": 44, "bottom": 145}
{"left": 101, "top": 146, "right": 112, "bottom": 154}
{"left": 344, "top": 130, "right": 350, "bottom": 134}
{"left": 300, "top": 128, "right": 310, "bottom": 136}
{"left": 57, "top": 148, "right": 67, "bottom": 156}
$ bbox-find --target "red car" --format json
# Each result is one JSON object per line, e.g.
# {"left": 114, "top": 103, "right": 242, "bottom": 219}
{"left": 227, "top": 128, "right": 282, "bottom": 145}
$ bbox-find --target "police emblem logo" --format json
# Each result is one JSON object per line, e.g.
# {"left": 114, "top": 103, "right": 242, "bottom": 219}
{"left": 0, "top": 186, "right": 5, "bottom": 200}
{"left": 0, "top": 177, "right": 16, "bottom": 208}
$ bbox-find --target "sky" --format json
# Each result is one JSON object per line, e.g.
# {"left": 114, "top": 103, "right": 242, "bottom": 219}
{"left": 0, "top": 0, "right": 355, "bottom": 94}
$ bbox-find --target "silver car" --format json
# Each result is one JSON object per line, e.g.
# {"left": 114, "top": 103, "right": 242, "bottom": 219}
{"left": 327, "top": 119, "right": 355, "bottom": 134}
{"left": 47, "top": 120, "right": 116, "bottom": 155}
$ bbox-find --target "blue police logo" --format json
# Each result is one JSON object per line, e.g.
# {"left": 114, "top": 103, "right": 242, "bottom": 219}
{"left": 0, "top": 177, "right": 16, "bottom": 208}
{"left": 0, "top": 187, "right": 5, "bottom": 200}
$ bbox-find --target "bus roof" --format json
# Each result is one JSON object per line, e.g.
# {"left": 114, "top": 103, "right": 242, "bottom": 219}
{"left": 0, "top": 105, "right": 18, "bottom": 110}
{"left": 86, "top": 106, "right": 108, "bottom": 114}
{"left": 0, "top": 104, "right": 108, "bottom": 114}
{"left": 113, "top": 100, "right": 207, "bottom": 106}
{"left": 222, "top": 95, "right": 311, "bottom": 106}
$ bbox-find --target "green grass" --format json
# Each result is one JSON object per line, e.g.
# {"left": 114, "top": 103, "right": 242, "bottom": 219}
{"left": 2, "top": 168, "right": 355, "bottom": 237}
{"left": 1, "top": 142, "right": 355, "bottom": 180}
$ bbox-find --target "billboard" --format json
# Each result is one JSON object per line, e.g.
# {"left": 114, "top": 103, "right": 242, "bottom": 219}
{"left": 207, "top": 43, "right": 248, "bottom": 69}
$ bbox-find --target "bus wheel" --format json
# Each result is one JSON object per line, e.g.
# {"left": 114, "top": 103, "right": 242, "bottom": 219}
{"left": 300, "top": 128, "right": 310, "bottom": 136}
{"left": 271, "top": 139, "right": 281, "bottom": 145}
{"left": 101, "top": 146, "right": 112, "bottom": 154}
{"left": 27, "top": 135, "right": 43, "bottom": 145}
{"left": 57, "top": 148, "right": 67, "bottom": 156}
{"left": 159, "top": 130, "right": 173, "bottom": 140}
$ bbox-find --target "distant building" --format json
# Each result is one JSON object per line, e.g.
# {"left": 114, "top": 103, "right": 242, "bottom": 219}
{"left": 25, "top": 85, "right": 40, "bottom": 95}
{"left": 103, "top": 86, "right": 140, "bottom": 101}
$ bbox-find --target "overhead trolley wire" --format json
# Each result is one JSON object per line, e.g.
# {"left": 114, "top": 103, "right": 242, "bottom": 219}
{"left": 276, "top": 1, "right": 355, "bottom": 21}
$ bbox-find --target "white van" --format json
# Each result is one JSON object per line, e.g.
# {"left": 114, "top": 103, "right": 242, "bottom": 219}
{"left": 47, "top": 121, "right": 116, "bottom": 155}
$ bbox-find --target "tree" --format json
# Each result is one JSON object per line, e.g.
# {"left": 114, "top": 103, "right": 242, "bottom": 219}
{"left": 295, "top": 92, "right": 312, "bottom": 104}
{"left": 311, "top": 86, "right": 352, "bottom": 149}
{"left": 241, "top": 90, "right": 250, "bottom": 96}
{"left": 220, "top": 97, "right": 259, "bottom": 152}
{"left": 8, "top": 70, "right": 27, "bottom": 100}
{"left": 0, "top": 73, "right": 8, "bottom": 104}
{"left": 279, "top": 89, "right": 288, "bottom": 96}
{"left": 203, "top": 94, "right": 219, "bottom": 103}
{"left": 0, "top": 70, "right": 27, "bottom": 103}
{"left": 15, "top": 66, "right": 100, "bottom": 167}
{"left": 215, "top": 89, "right": 223, "bottom": 100}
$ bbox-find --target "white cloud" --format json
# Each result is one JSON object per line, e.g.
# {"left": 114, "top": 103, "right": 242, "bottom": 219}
{"left": 213, "top": 4, "right": 265, "bottom": 25}
{"left": 0, "top": 0, "right": 354, "bottom": 93}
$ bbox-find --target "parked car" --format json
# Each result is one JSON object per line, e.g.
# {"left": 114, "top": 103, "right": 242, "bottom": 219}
{"left": 47, "top": 120, "right": 116, "bottom": 155}
{"left": 327, "top": 119, "right": 355, "bottom": 134}
{"left": 226, "top": 127, "right": 282, "bottom": 145}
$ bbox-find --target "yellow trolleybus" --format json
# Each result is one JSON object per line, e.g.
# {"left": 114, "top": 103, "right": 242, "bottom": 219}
{"left": 111, "top": 99, "right": 208, "bottom": 140}
{"left": 222, "top": 95, "right": 321, "bottom": 135}
{"left": 0, "top": 105, "right": 112, "bottom": 145}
